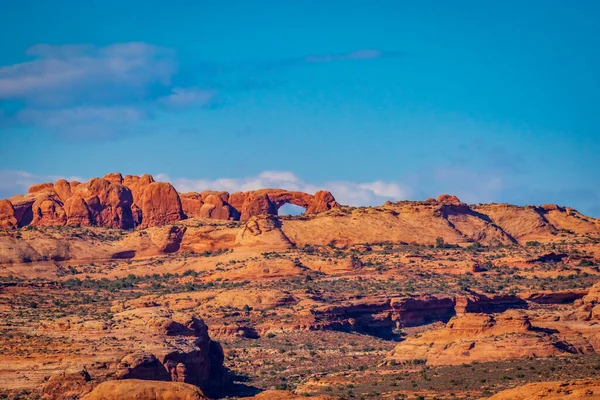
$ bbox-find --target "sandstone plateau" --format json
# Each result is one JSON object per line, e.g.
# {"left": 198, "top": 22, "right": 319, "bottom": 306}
{"left": 1, "top": 173, "right": 600, "bottom": 399}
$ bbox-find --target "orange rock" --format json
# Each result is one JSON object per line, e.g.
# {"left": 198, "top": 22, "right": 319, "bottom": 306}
{"left": 237, "top": 189, "right": 338, "bottom": 220}
{"left": 28, "top": 182, "right": 54, "bottom": 194}
{"left": 0, "top": 200, "right": 17, "bottom": 229}
{"left": 123, "top": 173, "right": 155, "bottom": 205}
{"left": 149, "top": 225, "right": 187, "bottom": 253}
{"left": 240, "top": 192, "right": 277, "bottom": 220}
{"left": 437, "top": 194, "right": 461, "bottom": 204}
{"left": 103, "top": 172, "right": 124, "bottom": 184}
{"left": 180, "top": 192, "right": 203, "bottom": 218}
{"left": 387, "top": 311, "right": 579, "bottom": 365}
{"left": 9, "top": 195, "right": 35, "bottom": 227}
{"left": 81, "top": 380, "right": 207, "bottom": 400}
{"left": 227, "top": 192, "right": 247, "bottom": 211}
{"left": 250, "top": 390, "right": 337, "bottom": 399}
{"left": 31, "top": 194, "right": 67, "bottom": 226}
{"left": 54, "top": 179, "right": 73, "bottom": 202}
{"left": 484, "top": 379, "right": 600, "bottom": 400}
{"left": 70, "top": 178, "right": 134, "bottom": 229}
{"left": 199, "top": 194, "right": 237, "bottom": 220}
{"left": 41, "top": 370, "right": 95, "bottom": 400}
{"left": 64, "top": 195, "right": 93, "bottom": 226}
{"left": 200, "top": 190, "right": 229, "bottom": 203}
{"left": 139, "top": 182, "right": 185, "bottom": 228}
{"left": 306, "top": 190, "right": 338, "bottom": 213}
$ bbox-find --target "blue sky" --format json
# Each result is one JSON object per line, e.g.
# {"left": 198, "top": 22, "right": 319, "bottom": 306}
{"left": 0, "top": 1, "right": 599, "bottom": 216}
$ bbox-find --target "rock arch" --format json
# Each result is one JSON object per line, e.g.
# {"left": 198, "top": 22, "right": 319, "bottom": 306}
{"left": 0, "top": 173, "right": 341, "bottom": 229}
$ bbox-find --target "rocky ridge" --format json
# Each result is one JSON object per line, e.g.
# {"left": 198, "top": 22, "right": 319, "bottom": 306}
{"left": 0, "top": 173, "right": 339, "bottom": 230}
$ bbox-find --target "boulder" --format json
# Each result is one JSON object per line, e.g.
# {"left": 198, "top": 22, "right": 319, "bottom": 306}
{"left": 180, "top": 192, "right": 203, "bottom": 218}
{"left": 306, "top": 190, "right": 338, "bottom": 213}
{"left": 112, "top": 309, "right": 227, "bottom": 395}
{"left": 123, "top": 173, "right": 155, "bottom": 205}
{"left": 41, "top": 369, "right": 94, "bottom": 400}
{"left": 103, "top": 172, "right": 124, "bottom": 184}
{"left": 28, "top": 182, "right": 54, "bottom": 194}
{"left": 149, "top": 225, "right": 187, "bottom": 253}
{"left": 199, "top": 194, "right": 238, "bottom": 220}
{"left": 53, "top": 179, "right": 73, "bottom": 202}
{"left": 139, "top": 182, "right": 185, "bottom": 228}
{"left": 64, "top": 195, "right": 93, "bottom": 226}
{"left": 32, "top": 194, "right": 67, "bottom": 226}
{"left": 437, "top": 194, "right": 461, "bottom": 204}
{"left": 81, "top": 380, "right": 207, "bottom": 400}
{"left": 200, "top": 191, "right": 229, "bottom": 203}
{"left": 240, "top": 193, "right": 277, "bottom": 220}
{"left": 71, "top": 178, "right": 134, "bottom": 229}
{"left": 0, "top": 200, "right": 17, "bottom": 229}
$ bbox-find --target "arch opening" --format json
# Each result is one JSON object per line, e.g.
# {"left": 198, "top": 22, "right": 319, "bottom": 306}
{"left": 277, "top": 203, "right": 306, "bottom": 216}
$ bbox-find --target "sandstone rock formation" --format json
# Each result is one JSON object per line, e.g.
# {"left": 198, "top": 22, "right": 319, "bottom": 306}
{"left": 81, "top": 379, "right": 207, "bottom": 400}
{"left": 111, "top": 308, "right": 227, "bottom": 394}
{"left": 0, "top": 200, "right": 17, "bottom": 229}
{"left": 484, "top": 379, "right": 600, "bottom": 400}
{"left": 0, "top": 173, "right": 339, "bottom": 229}
{"left": 41, "top": 369, "right": 95, "bottom": 400}
{"left": 304, "top": 295, "right": 456, "bottom": 333}
{"left": 139, "top": 182, "right": 185, "bottom": 228}
{"left": 571, "top": 281, "right": 600, "bottom": 320}
{"left": 149, "top": 225, "right": 187, "bottom": 253}
{"left": 250, "top": 390, "right": 337, "bottom": 399}
{"left": 437, "top": 194, "right": 461, "bottom": 204}
{"left": 387, "top": 310, "right": 588, "bottom": 365}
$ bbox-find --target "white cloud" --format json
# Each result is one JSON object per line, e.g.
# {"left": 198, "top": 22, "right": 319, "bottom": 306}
{"left": 0, "top": 42, "right": 218, "bottom": 138}
{"left": 0, "top": 42, "right": 176, "bottom": 105}
{"left": 0, "top": 170, "right": 84, "bottom": 199}
{"left": 155, "top": 170, "right": 411, "bottom": 206}
{"left": 18, "top": 106, "right": 147, "bottom": 138}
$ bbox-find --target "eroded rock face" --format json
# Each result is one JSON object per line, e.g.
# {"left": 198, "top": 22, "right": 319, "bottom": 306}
{"left": 304, "top": 295, "right": 456, "bottom": 334}
{"left": 199, "top": 194, "right": 238, "bottom": 220}
{"left": 32, "top": 194, "right": 67, "bottom": 226}
{"left": 82, "top": 179, "right": 134, "bottom": 229}
{"left": 139, "top": 182, "right": 185, "bottom": 228}
{"left": 0, "top": 200, "right": 17, "bottom": 229}
{"left": 386, "top": 310, "right": 586, "bottom": 365}
{"left": 149, "top": 225, "right": 187, "bottom": 253}
{"left": 235, "top": 215, "right": 293, "bottom": 249}
{"left": 437, "top": 194, "right": 461, "bottom": 204}
{"left": 485, "top": 379, "right": 600, "bottom": 400}
{"left": 570, "top": 281, "right": 600, "bottom": 321}
{"left": 237, "top": 189, "right": 338, "bottom": 220}
{"left": 180, "top": 192, "right": 203, "bottom": 218}
{"left": 111, "top": 308, "right": 227, "bottom": 395}
{"left": 1, "top": 172, "right": 339, "bottom": 229}
{"left": 81, "top": 380, "right": 207, "bottom": 400}
{"left": 64, "top": 195, "right": 93, "bottom": 226}
{"left": 41, "top": 369, "right": 94, "bottom": 400}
